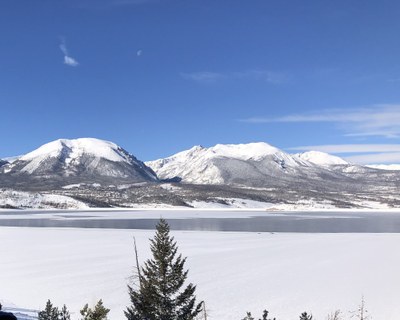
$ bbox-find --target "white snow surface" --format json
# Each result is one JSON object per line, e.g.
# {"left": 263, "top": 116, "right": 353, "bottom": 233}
{"left": 21, "top": 138, "right": 129, "bottom": 163}
{"left": 1, "top": 223, "right": 400, "bottom": 320}
{"left": 0, "top": 190, "right": 89, "bottom": 209}
{"left": 204, "top": 142, "right": 281, "bottom": 161}
{"left": 294, "top": 151, "right": 349, "bottom": 166}
{"left": 148, "top": 142, "right": 286, "bottom": 164}
{"left": 19, "top": 138, "right": 137, "bottom": 174}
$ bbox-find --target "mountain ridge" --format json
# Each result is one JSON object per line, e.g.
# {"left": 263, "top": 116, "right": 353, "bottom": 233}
{"left": 1, "top": 138, "right": 399, "bottom": 210}
{"left": 145, "top": 142, "right": 355, "bottom": 187}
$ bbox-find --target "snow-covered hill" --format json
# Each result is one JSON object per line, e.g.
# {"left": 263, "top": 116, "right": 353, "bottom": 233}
{"left": 0, "top": 189, "right": 89, "bottom": 209}
{"left": 0, "top": 138, "right": 157, "bottom": 188}
{"left": 294, "top": 151, "right": 349, "bottom": 166}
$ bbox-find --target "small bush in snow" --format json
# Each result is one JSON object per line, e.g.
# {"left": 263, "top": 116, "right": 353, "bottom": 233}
{"left": 38, "top": 300, "right": 70, "bottom": 320}
{"left": 242, "top": 309, "right": 276, "bottom": 320}
{"left": 80, "top": 300, "right": 109, "bottom": 320}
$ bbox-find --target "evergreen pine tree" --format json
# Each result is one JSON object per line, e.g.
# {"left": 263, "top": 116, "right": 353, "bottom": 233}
{"left": 38, "top": 300, "right": 59, "bottom": 320}
{"left": 261, "top": 310, "right": 276, "bottom": 320}
{"left": 80, "top": 300, "right": 109, "bottom": 320}
{"left": 59, "top": 305, "right": 71, "bottom": 320}
{"left": 242, "top": 312, "right": 255, "bottom": 320}
{"left": 80, "top": 304, "right": 90, "bottom": 320}
{"left": 299, "top": 312, "right": 312, "bottom": 320}
{"left": 125, "top": 219, "right": 202, "bottom": 320}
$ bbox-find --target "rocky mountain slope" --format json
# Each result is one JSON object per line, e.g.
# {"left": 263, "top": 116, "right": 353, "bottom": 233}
{"left": 0, "top": 159, "right": 8, "bottom": 168}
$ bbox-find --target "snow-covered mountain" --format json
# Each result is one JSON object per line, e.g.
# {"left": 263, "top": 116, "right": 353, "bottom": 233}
{"left": 367, "top": 164, "right": 400, "bottom": 171}
{"left": 146, "top": 142, "right": 351, "bottom": 187}
{"left": 0, "top": 138, "right": 157, "bottom": 188}
{"left": 1, "top": 139, "right": 400, "bottom": 209}
{"left": 294, "top": 151, "right": 349, "bottom": 166}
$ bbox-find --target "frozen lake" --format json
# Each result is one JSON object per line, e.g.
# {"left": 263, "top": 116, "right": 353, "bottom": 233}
{"left": 1, "top": 209, "right": 400, "bottom": 232}
{"left": 1, "top": 210, "right": 400, "bottom": 319}
{"left": 1, "top": 226, "right": 400, "bottom": 320}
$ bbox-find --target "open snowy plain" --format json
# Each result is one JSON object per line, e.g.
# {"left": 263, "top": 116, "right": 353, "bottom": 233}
{"left": 1, "top": 210, "right": 400, "bottom": 320}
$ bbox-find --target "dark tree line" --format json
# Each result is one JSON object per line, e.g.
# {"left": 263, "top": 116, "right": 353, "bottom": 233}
{"left": 38, "top": 299, "right": 109, "bottom": 320}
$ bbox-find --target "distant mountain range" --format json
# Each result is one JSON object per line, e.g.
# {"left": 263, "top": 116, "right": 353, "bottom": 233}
{"left": 145, "top": 142, "right": 357, "bottom": 187}
{"left": 1, "top": 138, "right": 399, "bottom": 210}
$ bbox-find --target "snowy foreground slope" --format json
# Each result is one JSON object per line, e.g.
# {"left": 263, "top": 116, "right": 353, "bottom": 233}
{"left": 1, "top": 226, "right": 399, "bottom": 320}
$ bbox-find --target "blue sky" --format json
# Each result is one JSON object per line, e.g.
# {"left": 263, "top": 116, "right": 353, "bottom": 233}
{"left": 1, "top": 0, "right": 400, "bottom": 163}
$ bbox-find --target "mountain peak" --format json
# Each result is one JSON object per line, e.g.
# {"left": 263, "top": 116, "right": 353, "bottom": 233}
{"left": 295, "top": 151, "right": 348, "bottom": 166}
{"left": 146, "top": 141, "right": 302, "bottom": 185}
{"left": 20, "top": 138, "right": 131, "bottom": 163}
{"left": 2, "top": 138, "right": 157, "bottom": 186}
{"left": 210, "top": 142, "right": 280, "bottom": 161}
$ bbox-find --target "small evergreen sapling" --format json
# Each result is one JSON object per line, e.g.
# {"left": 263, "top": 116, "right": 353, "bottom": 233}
{"left": 242, "top": 312, "right": 255, "bottom": 320}
{"left": 38, "top": 300, "right": 60, "bottom": 320}
{"left": 80, "top": 300, "right": 109, "bottom": 320}
{"left": 125, "top": 218, "right": 202, "bottom": 320}
{"left": 59, "top": 305, "right": 71, "bottom": 320}
{"left": 38, "top": 300, "right": 71, "bottom": 320}
{"left": 299, "top": 312, "right": 312, "bottom": 320}
{"left": 241, "top": 309, "right": 276, "bottom": 320}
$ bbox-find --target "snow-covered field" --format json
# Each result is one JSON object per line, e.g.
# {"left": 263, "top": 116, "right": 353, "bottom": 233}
{"left": 1, "top": 221, "right": 400, "bottom": 320}
{"left": 0, "top": 190, "right": 89, "bottom": 210}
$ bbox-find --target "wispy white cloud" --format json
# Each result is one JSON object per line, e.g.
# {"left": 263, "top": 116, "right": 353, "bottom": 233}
{"left": 344, "top": 152, "right": 400, "bottom": 164}
{"left": 289, "top": 144, "right": 400, "bottom": 153}
{"left": 63, "top": 56, "right": 79, "bottom": 67}
{"left": 289, "top": 144, "right": 400, "bottom": 164}
{"left": 232, "top": 70, "right": 288, "bottom": 84}
{"left": 241, "top": 104, "right": 400, "bottom": 138}
{"left": 180, "top": 71, "right": 226, "bottom": 83}
{"left": 181, "top": 69, "right": 288, "bottom": 84}
{"left": 59, "top": 39, "right": 79, "bottom": 67}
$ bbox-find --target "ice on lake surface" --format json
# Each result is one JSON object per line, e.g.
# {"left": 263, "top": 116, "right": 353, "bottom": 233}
{"left": 1, "top": 209, "right": 400, "bottom": 232}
